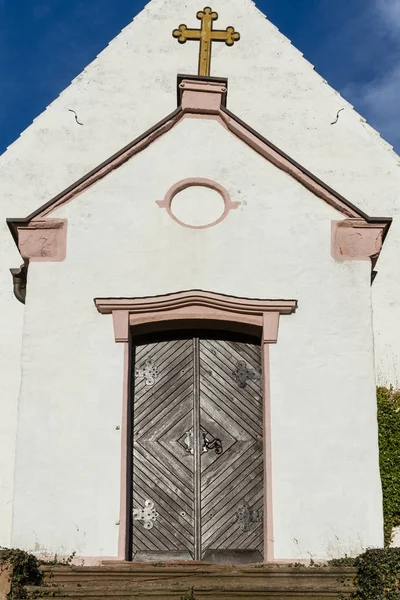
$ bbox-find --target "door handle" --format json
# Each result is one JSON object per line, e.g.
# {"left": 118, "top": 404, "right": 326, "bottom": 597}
{"left": 202, "top": 431, "right": 223, "bottom": 455}
{"left": 184, "top": 430, "right": 194, "bottom": 454}
{"left": 183, "top": 428, "right": 223, "bottom": 455}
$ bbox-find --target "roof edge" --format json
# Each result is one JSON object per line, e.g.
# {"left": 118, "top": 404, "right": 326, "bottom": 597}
{"left": 7, "top": 105, "right": 182, "bottom": 235}
{"left": 7, "top": 76, "right": 392, "bottom": 239}
{"left": 220, "top": 106, "right": 392, "bottom": 226}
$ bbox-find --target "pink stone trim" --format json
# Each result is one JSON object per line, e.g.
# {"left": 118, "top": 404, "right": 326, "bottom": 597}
{"left": 156, "top": 178, "right": 240, "bottom": 229}
{"left": 9, "top": 78, "right": 390, "bottom": 252}
{"left": 24, "top": 113, "right": 180, "bottom": 219}
{"left": 180, "top": 79, "right": 227, "bottom": 113}
{"left": 118, "top": 342, "right": 130, "bottom": 560}
{"left": 262, "top": 312, "right": 281, "bottom": 344}
{"left": 95, "top": 290, "right": 297, "bottom": 562}
{"left": 128, "top": 306, "right": 261, "bottom": 330}
{"left": 42, "top": 554, "right": 328, "bottom": 566}
{"left": 261, "top": 339, "right": 274, "bottom": 561}
{"left": 331, "top": 219, "right": 386, "bottom": 261}
{"left": 112, "top": 311, "right": 130, "bottom": 343}
{"left": 50, "top": 556, "right": 119, "bottom": 567}
{"left": 95, "top": 290, "right": 297, "bottom": 319}
{"left": 17, "top": 219, "right": 67, "bottom": 262}
{"left": 217, "top": 112, "right": 361, "bottom": 219}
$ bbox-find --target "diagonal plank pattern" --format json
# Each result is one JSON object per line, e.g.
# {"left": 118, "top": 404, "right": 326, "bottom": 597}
{"left": 131, "top": 336, "right": 263, "bottom": 562}
{"left": 132, "top": 340, "right": 195, "bottom": 558}
{"left": 200, "top": 340, "right": 263, "bottom": 557}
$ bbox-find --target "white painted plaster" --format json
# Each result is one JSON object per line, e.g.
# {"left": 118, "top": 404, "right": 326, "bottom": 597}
{"left": 1, "top": 0, "right": 397, "bottom": 553}
{"left": 0, "top": 248, "right": 24, "bottom": 547}
{"left": 11, "top": 118, "right": 383, "bottom": 559}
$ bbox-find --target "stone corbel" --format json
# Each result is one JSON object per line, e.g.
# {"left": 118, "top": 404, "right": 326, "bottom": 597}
{"left": 16, "top": 219, "right": 67, "bottom": 262}
{"left": 331, "top": 219, "right": 387, "bottom": 262}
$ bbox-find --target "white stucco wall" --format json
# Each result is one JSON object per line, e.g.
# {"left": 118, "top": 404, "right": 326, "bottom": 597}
{"left": 1, "top": 0, "right": 398, "bottom": 550}
{"left": 11, "top": 118, "right": 383, "bottom": 559}
{"left": 0, "top": 264, "right": 23, "bottom": 547}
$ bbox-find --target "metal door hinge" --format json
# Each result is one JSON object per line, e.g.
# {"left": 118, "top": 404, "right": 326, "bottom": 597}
{"left": 236, "top": 502, "right": 263, "bottom": 531}
{"left": 135, "top": 360, "right": 159, "bottom": 386}
{"left": 133, "top": 500, "right": 159, "bottom": 530}
{"left": 232, "top": 360, "right": 260, "bottom": 389}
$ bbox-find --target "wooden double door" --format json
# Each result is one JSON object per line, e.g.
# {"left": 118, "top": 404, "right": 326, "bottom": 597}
{"left": 130, "top": 333, "right": 264, "bottom": 563}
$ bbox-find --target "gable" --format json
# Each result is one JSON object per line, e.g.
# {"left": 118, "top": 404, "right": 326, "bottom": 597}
{"left": 7, "top": 76, "right": 390, "bottom": 243}
{"left": 0, "top": 0, "right": 399, "bottom": 222}
{"left": 49, "top": 116, "right": 343, "bottom": 238}
{"left": 6, "top": 77, "right": 390, "bottom": 300}
{"left": 50, "top": 117, "right": 344, "bottom": 223}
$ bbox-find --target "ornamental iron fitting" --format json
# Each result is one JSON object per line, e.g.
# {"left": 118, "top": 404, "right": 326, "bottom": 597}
{"left": 202, "top": 430, "right": 223, "bottom": 455}
{"left": 182, "top": 427, "right": 223, "bottom": 455}
{"left": 133, "top": 500, "right": 159, "bottom": 530}
{"left": 232, "top": 360, "right": 260, "bottom": 389}
{"left": 183, "top": 429, "right": 194, "bottom": 455}
{"left": 236, "top": 502, "right": 263, "bottom": 531}
{"left": 135, "top": 359, "right": 159, "bottom": 386}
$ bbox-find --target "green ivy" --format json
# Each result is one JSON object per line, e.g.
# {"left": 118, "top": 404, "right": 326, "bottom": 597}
{"left": 180, "top": 589, "right": 196, "bottom": 600}
{"left": 377, "top": 386, "right": 400, "bottom": 545}
{"left": 352, "top": 548, "right": 400, "bottom": 599}
{"left": 327, "top": 555, "right": 356, "bottom": 567}
{"left": 0, "top": 548, "right": 43, "bottom": 600}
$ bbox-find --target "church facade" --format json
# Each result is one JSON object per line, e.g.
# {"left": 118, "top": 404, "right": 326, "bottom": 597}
{"left": 1, "top": 0, "right": 399, "bottom": 564}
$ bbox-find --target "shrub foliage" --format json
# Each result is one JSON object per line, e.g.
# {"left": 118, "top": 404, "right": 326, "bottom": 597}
{"left": 0, "top": 548, "right": 42, "bottom": 599}
{"left": 377, "top": 386, "right": 400, "bottom": 545}
{"left": 353, "top": 547, "right": 400, "bottom": 599}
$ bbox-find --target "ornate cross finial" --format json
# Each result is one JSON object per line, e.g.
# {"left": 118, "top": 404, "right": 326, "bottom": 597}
{"left": 173, "top": 7, "right": 240, "bottom": 77}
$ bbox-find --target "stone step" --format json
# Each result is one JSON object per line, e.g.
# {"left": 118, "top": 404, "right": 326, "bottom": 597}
{"left": 30, "top": 589, "right": 350, "bottom": 600}
{"left": 40, "top": 564, "right": 355, "bottom": 580}
{"left": 31, "top": 577, "right": 354, "bottom": 591}
{"left": 28, "top": 564, "right": 356, "bottom": 600}
{"left": 28, "top": 582, "right": 354, "bottom": 593}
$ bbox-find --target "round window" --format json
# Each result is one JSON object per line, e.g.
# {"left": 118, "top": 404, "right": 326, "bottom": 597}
{"left": 156, "top": 179, "right": 239, "bottom": 229}
{"left": 170, "top": 185, "right": 225, "bottom": 228}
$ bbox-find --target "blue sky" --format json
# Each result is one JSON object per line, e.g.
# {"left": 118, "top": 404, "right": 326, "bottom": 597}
{"left": 0, "top": 0, "right": 399, "bottom": 155}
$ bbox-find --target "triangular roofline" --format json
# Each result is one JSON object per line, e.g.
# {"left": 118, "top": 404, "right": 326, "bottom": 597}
{"left": 7, "top": 74, "right": 391, "bottom": 245}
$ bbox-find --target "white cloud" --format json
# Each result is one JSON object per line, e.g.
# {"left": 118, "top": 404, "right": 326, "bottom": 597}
{"left": 343, "top": 63, "right": 400, "bottom": 148}
{"left": 341, "top": 0, "right": 400, "bottom": 151}
{"left": 377, "top": 0, "right": 400, "bottom": 29}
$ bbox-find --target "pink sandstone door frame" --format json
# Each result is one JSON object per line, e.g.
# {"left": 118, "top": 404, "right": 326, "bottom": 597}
{"left": 94, "top": 291, "right": 297, "bottom": 563}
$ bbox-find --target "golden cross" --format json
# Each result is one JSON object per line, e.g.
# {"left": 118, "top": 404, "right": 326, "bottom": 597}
{"left": 173, "top": 7, "right": 240, "bottom": 77}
